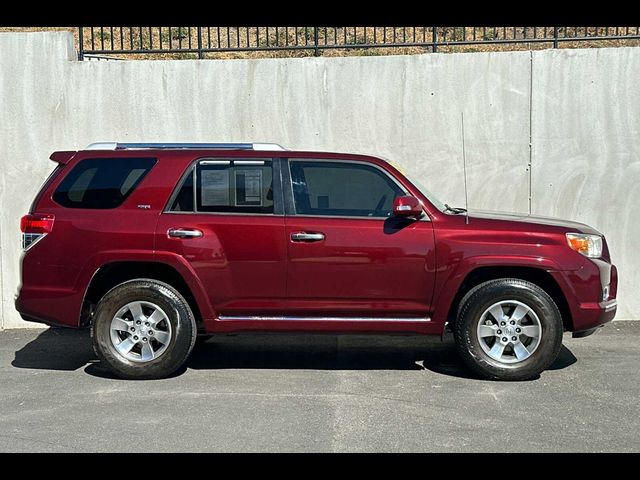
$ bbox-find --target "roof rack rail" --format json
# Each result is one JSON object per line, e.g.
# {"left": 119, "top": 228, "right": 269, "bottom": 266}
{"left": 84, "top": 142, "right": 288, "bottom": 151}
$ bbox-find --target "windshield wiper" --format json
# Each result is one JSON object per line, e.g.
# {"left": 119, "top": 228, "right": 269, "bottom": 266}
{"left": 444, "top": 203, "right": 467, "bottom": 214}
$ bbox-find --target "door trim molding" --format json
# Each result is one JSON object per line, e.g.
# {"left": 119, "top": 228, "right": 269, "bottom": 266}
{"left": 217, "top": 315, "right": 431, "bottom": 322}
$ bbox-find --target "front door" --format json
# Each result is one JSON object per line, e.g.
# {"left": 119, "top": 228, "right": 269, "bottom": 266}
{"left": 283, "top": 159, "right": 436, "bottom": 318}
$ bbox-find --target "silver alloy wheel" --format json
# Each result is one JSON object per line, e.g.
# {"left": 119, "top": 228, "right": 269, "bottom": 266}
{"left": 109, "top": 301, "right": 172, "bottom": 363}
{"left": 476, "top": 300, "right": 542, "bottom": 364}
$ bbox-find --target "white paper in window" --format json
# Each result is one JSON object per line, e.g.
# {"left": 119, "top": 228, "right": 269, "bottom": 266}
{"left": 235, "top": 169, "right": 263, "bottom": 206}
{"left": 201, "top": 169, "right": 230, "bottom": 206}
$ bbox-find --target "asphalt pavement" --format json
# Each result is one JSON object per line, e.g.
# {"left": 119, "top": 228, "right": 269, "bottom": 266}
{"left": 1, "top": 322, "right": 638, "bottom": 452}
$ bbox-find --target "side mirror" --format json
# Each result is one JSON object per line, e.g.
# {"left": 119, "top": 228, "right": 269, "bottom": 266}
{"left": 392, "top": 195, "right": 423, "bottom": 218}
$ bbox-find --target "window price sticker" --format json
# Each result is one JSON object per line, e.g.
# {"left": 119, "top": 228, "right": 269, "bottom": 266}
{"left": 201, "top": 169, "right": 230, "bottom": 206}
{"left": 235, "top": 170, "right": 263, "bottom": 206}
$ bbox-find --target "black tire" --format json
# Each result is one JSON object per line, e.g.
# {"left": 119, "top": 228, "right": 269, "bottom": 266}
{"left": 91, "top": 279, "right": 197, "bottom": 380}
{"left": 453, "top": 278, "right": 563, "bottom": 381}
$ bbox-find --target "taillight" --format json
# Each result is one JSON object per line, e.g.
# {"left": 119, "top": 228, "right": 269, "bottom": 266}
{"left": 20, "top": 213, "right": 54, "bottom": 250}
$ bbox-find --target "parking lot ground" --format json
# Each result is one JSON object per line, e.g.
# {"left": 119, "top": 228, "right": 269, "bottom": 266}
{"left": 1, "top": 321, "right": 638, "bottom": 452}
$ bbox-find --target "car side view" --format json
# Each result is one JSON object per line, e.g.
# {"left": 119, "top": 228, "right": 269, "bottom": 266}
{"left": 15, "top": 142, "right": 618, "bottom": 380}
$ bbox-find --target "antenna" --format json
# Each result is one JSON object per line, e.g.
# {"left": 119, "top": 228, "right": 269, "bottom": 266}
{"left": 461, "top": 112, "right": 470, "bottom": 224}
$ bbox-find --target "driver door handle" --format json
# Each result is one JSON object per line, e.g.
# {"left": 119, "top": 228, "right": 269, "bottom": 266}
{"left": 290, "top": 231, "right": 325, "bottom": 242}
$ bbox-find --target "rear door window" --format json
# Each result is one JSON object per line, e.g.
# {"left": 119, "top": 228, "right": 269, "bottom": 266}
{"left": 169, "top": 159, "right": 275, "bottom": 214}
{"left": 53, "top": 158, "right": 156, "bottom": 209}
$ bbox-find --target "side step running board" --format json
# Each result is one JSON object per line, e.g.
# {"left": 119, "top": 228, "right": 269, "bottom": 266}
{"left": 217, "top": 316, "right": 430, "bottom": 322}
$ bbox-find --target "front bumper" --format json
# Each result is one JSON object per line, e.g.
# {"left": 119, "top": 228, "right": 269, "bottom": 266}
{"left": 553, "top": 261, "right": 618, "bottom": 334}
{"left": 572, "top": 298, "right": 617, "bottom": 334}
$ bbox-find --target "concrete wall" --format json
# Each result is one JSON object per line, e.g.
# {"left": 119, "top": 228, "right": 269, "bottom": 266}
{"left": 530, "top": 48, "right": 640, "bottom": 322}
{"left": 0, "top": 32, "right": 637, "bottom": 328}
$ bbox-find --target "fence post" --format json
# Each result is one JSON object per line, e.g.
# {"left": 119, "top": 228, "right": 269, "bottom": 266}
{"left": 314, "top": 26, "right": 319, "bottom": 56}
{"left": 553, "top": 26, "right": 559, "bottom": 48}
{"left": 77, "top": 27, "right": 84, "bottom": 60}
{"left": 197, "top": 27, "right": 203, "bottom": 59}
{"left": 432, "top": 26, "right": 437, "bottom": 52}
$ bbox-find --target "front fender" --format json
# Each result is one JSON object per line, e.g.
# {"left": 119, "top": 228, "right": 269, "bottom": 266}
{"left": 430, "top": 254, "right": 576, "bottom": 330}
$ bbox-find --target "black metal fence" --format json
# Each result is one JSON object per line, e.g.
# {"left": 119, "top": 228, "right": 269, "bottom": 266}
{"left": 77, "top": 27, "right": 640, "bottom": 60}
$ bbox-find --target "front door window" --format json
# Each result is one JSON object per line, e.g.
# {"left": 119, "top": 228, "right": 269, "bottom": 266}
{"left": 289, "top": 161, "right": 404, "bottom": 218}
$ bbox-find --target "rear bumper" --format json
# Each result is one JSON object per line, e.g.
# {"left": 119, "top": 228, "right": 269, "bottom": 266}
{"left": 14, "top": 288, "right": 79, "bottom": 328}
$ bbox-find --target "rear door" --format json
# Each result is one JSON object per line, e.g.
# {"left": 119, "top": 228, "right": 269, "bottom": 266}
{"left": 283, "top": 158, "right": 436, "bottom": 318}
{"left": 155, "top": 157, "right": 287, "bottom": 317}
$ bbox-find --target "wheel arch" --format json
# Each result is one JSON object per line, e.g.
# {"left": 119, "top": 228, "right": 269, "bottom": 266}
{"left": 444, "top": 265, "right": 573, "bottom": 332}
{"left": 82, "top": 261, "right": 206, "bottom": 330}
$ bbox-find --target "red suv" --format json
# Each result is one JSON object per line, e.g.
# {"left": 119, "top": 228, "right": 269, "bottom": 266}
{"left": 15, "top": 143, "right": 618, "bottom": 380}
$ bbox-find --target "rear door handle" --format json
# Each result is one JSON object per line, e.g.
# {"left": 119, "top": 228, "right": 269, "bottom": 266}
{"left": 290, "top": 232, "right": 325, "bottom": 242}
{"left": 167, "top": 228, "right": 203, "bottom": 239}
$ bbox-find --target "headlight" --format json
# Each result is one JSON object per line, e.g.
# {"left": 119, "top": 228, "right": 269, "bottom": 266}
{"left": 566, "top": 233, "right": 603, "bottom": 258}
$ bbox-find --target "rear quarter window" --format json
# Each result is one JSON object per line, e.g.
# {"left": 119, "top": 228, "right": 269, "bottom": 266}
{"left": 52, "top": 158, "right": 156, "bottom": 209}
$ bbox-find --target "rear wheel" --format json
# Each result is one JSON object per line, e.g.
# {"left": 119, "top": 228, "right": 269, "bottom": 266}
{"left": 453, "top": 278, "right": 563, "bottom": 381}
{"left": 91, "top": 279, "right": 197, "bottom": 380}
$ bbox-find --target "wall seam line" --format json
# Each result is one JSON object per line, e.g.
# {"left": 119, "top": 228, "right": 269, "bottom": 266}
{"left": 528, "top": 49, "right": 534, "bottom": 215}
{"left": 527, "top": 50, "right": 533, "bottom": 215}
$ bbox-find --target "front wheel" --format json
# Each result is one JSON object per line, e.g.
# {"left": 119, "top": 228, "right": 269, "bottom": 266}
{"left": 453, "top": 278, "right": 563, "bottom": 381}
{"left": 91, "top": 279, "right": 197, "bottom": 380}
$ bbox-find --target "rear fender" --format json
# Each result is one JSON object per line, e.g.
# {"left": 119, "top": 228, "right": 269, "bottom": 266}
{"left": 77, "top": 250, "right": 216, "bottom": 325}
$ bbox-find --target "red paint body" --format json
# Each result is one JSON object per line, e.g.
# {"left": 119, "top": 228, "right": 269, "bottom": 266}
{"left": 15, "top": 149, "right": 617, "bottom": 336}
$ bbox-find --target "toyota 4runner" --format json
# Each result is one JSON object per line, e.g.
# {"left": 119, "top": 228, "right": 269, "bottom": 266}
{"left": 15, "top": 142, "right": 618, "bottom": 380}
